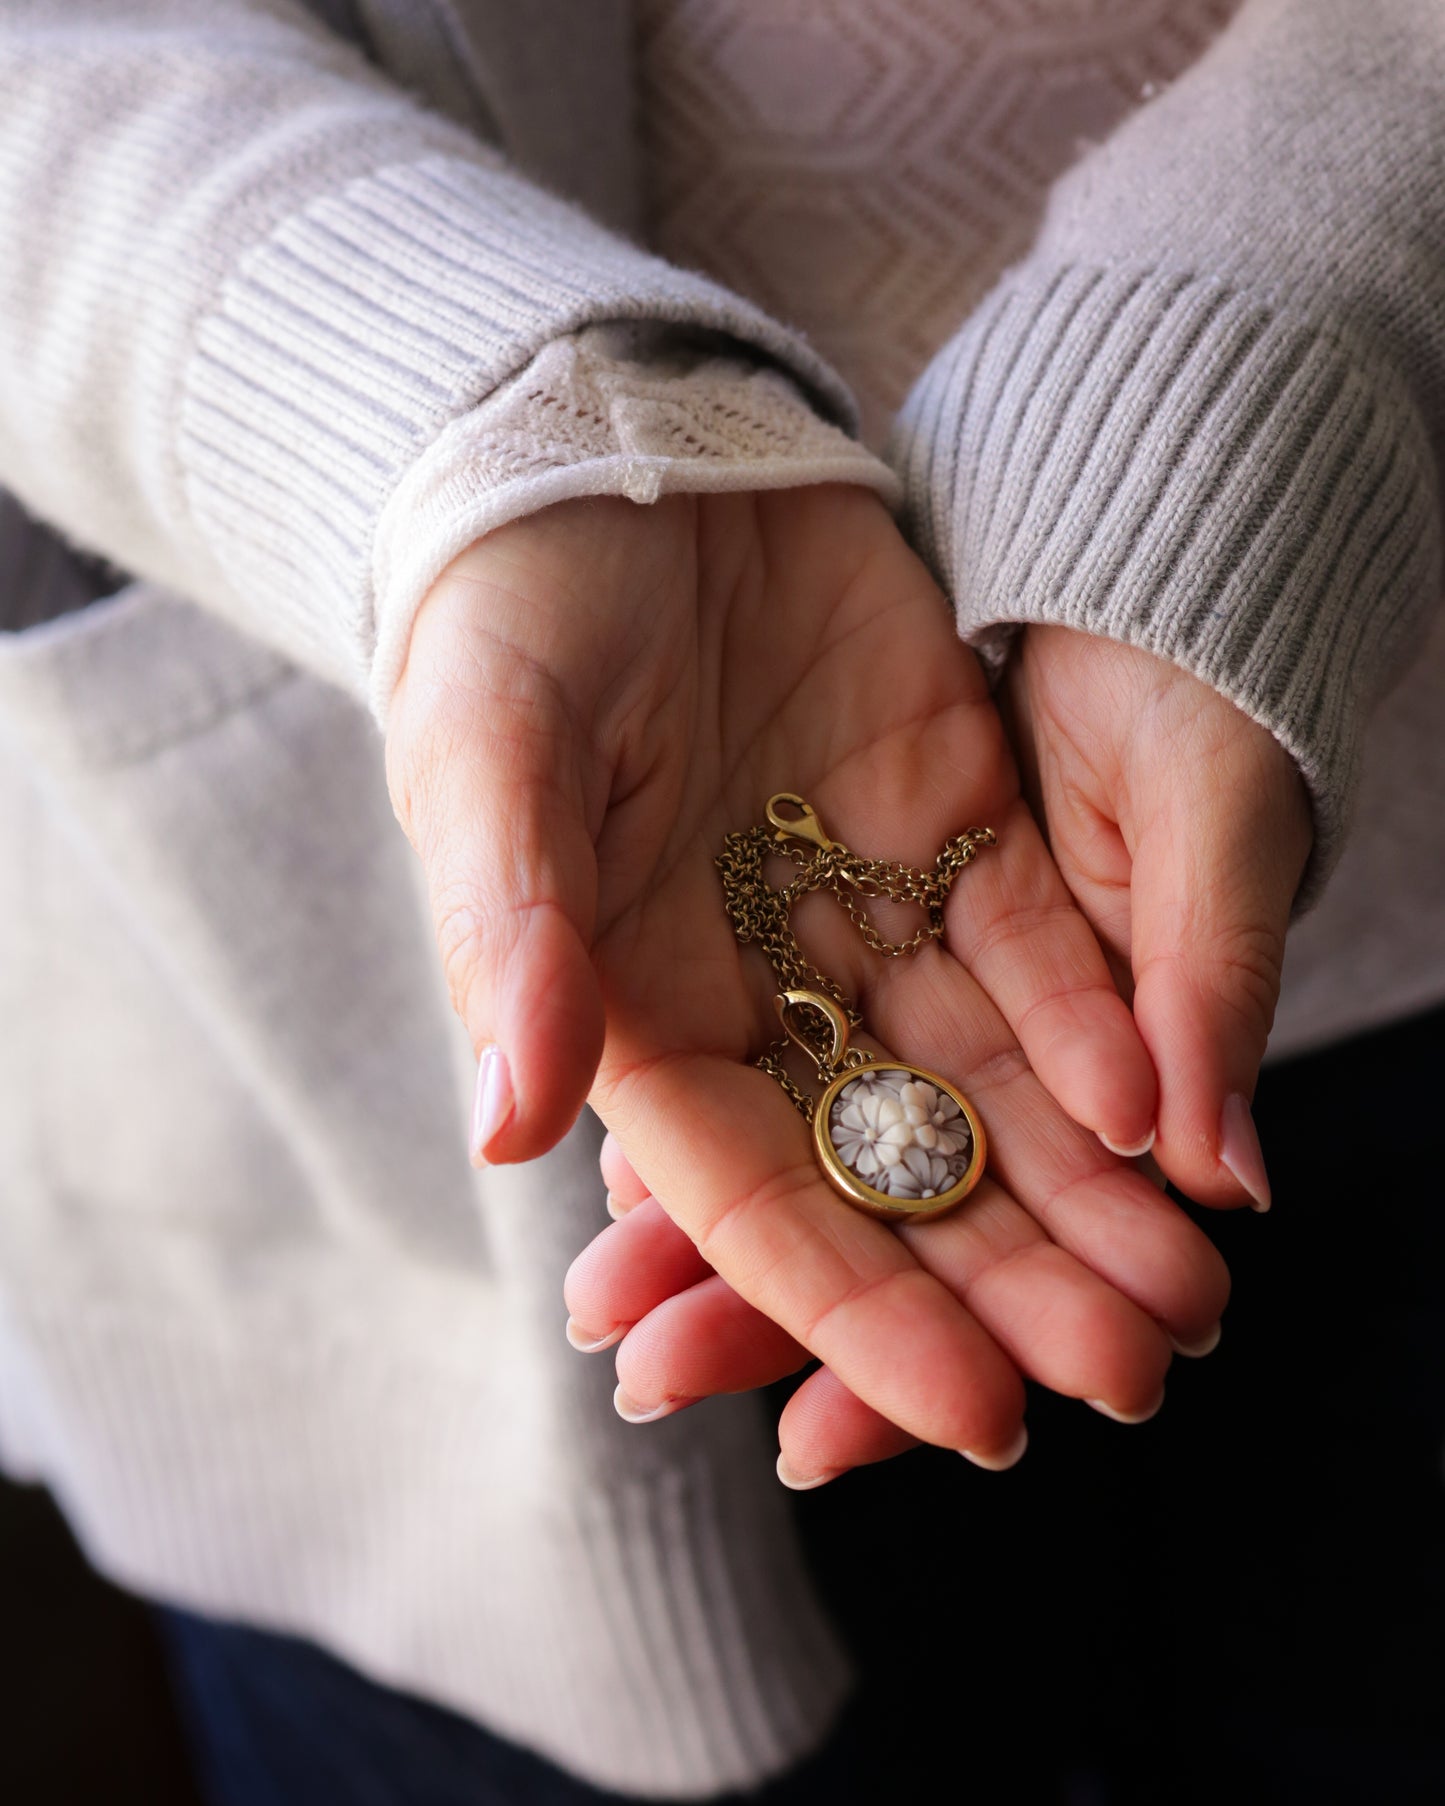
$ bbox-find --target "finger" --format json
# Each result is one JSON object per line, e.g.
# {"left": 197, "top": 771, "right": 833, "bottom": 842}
{"left": 1129, "top": 730, "right": 1312, "bottom": 1210}
{"left": 388, "top": 587, "right": 605, "bottom": 1167}
{"left": 898, "top": 1179, "right": 1171, "bottom": 1420}
{"left": 593, "top": 1052, "right": 1028, "bottom": 1462}
{"left": 864, "top": 936, "right": 1230, "bottom": 1347}
{"left": 563, "top": 1197, "right": 710, "bottom": 1348}
{"left": 616, "top": 1183, "right": 1171, "bottom": 1464}
{"left": 780, "top": 1189, "right": 1176, "bottom": 1478}
{"left": 613, "top": 1274, "right": 812, "bottom": 1418}
{"left": 1001, "top": 641, "right": 1137, "bottom": 998}
{"left": 599, "top": 1130, "right": 649, "bottom": 1218}
{"left": 766, "top": 765, "right": 1157, "bottom": 1158}
{"left": 945, "top": 794, "right": 1158, "bottom": 1158}
{"left": 780, "top": 1191, "right": 1170, "bottom": 1488}
{"left": 778, "top": 1367, "right": 922, "bottom": 1487}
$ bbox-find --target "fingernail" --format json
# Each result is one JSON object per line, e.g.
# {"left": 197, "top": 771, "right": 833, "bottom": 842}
{"left": 1099, "top": 1125, "right": 1157, "bottom": 1160}
{"left": 959, "top": 1425, "right": 1028, "bottom": 1472}
{"left": 1220, "top": 1092, "right": 1271, "bottom": 1212}
{"left": 470, "top": 1045, "right": 514, "bottom": 1165}
{"left": 776, "top": 1454, "right": 837, "bottom": 1492}
{"left": 613, "top": 1385, "right": 691, "bottom": 1426}
{"left": 565, "top": 1318, "right": 625, "bottom": 1354}
{"left": 1086, "top": 1391, "right": 1164, "bottom": 1425}
{"left": 605, "top": 1191, "right": 640, "bottom": 1221}
{"left": 1169, "top": 1321, "right": 1222, "bottom": 1359}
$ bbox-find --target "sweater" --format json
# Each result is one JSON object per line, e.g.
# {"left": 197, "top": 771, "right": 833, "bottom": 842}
{"left": 0, "top": 1, "right": 1442, "bottom": 1796}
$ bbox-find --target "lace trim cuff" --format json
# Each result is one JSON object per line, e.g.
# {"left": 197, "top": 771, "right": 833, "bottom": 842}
{"left": 370, "top": 325, "right": 897, "bottom": 722}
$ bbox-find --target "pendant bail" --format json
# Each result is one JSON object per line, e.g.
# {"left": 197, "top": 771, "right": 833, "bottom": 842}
{"left": 774, "top": 988, "right": 852, "bottom": 1073}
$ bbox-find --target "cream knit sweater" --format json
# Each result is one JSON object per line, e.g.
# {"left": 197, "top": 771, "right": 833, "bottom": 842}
{"left": 0, "top": 1, "right": 1442, "bottom": 1796}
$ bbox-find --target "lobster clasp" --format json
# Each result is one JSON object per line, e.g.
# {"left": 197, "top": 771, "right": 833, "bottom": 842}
{"left": 766, "top": 792, "right": 835, "bottom": 853}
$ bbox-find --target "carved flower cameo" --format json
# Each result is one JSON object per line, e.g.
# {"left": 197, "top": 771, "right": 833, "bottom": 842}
{"left": 827, "top": 1068, "right": 974, "bottom": 1200}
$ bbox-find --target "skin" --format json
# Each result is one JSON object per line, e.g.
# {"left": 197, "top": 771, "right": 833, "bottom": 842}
{"left": 386, "top": 485, "right": 1231, "bottom": 1466}
{"left": 570, "top": 616, "right": 1312, "bottom": 1482}
{"left": 1003, "top": 624, "right": 1313, "bottom": 1208}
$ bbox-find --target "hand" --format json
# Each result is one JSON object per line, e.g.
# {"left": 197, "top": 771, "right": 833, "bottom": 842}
{"left": 1001, "top": 625, "right": 1314, "bottom": 1211}
{"left": 564, "top": 609, "right": 1308, "bottom": 1484}
{"left": 387, "top": 487, "right": 1228, "bottom": 1470}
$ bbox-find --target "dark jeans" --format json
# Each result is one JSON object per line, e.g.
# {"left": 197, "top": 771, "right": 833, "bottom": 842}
{"left": 156, "top": 1611, "right": 866, "bottom": 1806}
{"left": 161, "top": 1006, "right": 1445, "bottom": 1806}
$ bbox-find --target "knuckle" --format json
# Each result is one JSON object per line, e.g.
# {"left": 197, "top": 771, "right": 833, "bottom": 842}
{"left": 1196, "top": 921, "right": 1285, "bottom": 1034}
{"left": 965, "top": 896, "right": 1080, "bottom": 968}
{"left": 794, "top": 1264, "right": 914, "bottom": 1351}
{"left": 958, "top": 1039, "right": 1033, "bottom": 1097}
{"left": 1141, "top": 917, "right": 1285, "bottom": 1041}
{"left": 689, "top": 1158, "right": 819, "bottom": 1277}
{"left": 430, "top": 883, "right": 494, "bottom": 1023}
{"left": 384, "top": 701, "right": 471, "bottom": 856}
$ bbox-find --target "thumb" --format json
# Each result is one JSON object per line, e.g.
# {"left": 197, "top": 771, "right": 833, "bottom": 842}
{"left": 1128, "top": 718, "right": 1312, "bottom": 1210}
{"left": 387, "top": 608, "right": 606, "bottom": 1170}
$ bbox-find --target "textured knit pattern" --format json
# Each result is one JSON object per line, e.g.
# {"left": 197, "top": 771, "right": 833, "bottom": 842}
{"left": 0, "top": 583, "right": 852, "bottom": 1800}
{"left": 636, "top": 0, "right": 1445, "bottom": 888}
{"left": 0, "top": 1, "right": 857, "bottom": 705}
{"left": 893, "top": 0, "right": 1445, "bottom": 893}
{"left": 370, "top": 323, "right": 895, "bottom": 718}
{"left": 638, "top": 0, "right": 1242, "bottom": 444}
{"left": 1, "top": 0, "right": 1444, "bottom": 1797}
{"left": 0, "top": 2, "right": 864, "bottom": 1794}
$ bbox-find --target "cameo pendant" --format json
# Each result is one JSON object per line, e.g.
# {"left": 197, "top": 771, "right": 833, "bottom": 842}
{"left": 776, "top": 990, "right": 986, "bottom": 1224}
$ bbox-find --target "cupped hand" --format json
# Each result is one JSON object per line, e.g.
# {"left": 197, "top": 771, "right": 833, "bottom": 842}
{"left": 1001, "top": 624, "right": 1314, "bottom": 1211}
{"left": 386, "top": 487, "right": 1229, "bottom": 1468}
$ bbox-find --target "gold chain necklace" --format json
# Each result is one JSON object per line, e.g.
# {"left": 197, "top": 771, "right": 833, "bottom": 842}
{"left": 717, "top": 793, "right": 996, "bottom": 1222}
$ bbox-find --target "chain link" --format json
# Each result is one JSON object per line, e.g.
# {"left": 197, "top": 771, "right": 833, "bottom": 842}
{"left": 717, "top": 801, "right": 995, "bottom": 1118}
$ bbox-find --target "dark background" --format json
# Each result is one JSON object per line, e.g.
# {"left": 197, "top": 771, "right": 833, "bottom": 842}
{"left": 3, "top": 1006, "right": 1443, "bottom": 1804}
{"left": 0, "top": 1479, "right": 202, "bottom": 1803}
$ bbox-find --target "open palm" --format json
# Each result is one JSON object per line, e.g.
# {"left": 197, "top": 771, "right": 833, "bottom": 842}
{"left": 387, "top": 485, "right": 1227, "bottom": 1470}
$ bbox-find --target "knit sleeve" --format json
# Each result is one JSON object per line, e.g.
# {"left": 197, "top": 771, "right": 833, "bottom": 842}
{"left": 892, "top": 0, "right": 1445, "bottom": 893}
{"left": 0, "top": 0, "right": 869, "bottom": 703}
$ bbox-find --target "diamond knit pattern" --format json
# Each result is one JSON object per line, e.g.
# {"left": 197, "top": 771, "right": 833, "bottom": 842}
{"left": 638, "top": 0, "right": 1242, "bottom": 443}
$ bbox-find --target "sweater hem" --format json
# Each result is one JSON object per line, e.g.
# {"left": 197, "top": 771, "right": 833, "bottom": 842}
{"left": 0, "top": 1295, "right": 852, "bottom": 1797}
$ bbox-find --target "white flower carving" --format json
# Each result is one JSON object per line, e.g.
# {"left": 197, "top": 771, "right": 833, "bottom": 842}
{"left": 829, "top": 1069, "right": 972, "bottom": 1200}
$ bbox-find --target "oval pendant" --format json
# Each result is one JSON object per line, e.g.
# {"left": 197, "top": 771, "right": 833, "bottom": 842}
{"left": 814, "top": 1063, "right": 986, "bottom": 1223}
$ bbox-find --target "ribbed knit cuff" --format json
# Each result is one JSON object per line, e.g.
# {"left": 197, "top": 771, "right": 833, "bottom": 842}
{"left": 893, "top": 265, "right": 1442, "bottom": 898}
{"left": 179, "top": 155, "right": 859, "bottom": 698}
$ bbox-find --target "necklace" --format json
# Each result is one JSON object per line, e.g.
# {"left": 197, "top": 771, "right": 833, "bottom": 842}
{"left": 717, "top": 793, "right": 995, "bottom": 1222}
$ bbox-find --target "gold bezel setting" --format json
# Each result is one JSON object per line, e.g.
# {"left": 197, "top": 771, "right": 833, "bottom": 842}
{"left": 813, "top": 1063, "right": 987, "bottom": 1223}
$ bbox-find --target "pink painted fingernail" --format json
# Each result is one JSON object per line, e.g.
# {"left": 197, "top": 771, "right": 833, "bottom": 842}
{"left": 1086, "top": 1391, "right": 1164, "bottom": 1425}
{"left": 565, "top": 1318, "right": 626, "bottom": 1354}
{"left": 1100, "top": 1126, "right": 1156, "bottom": 1160}
{"left": 613, "top": 1385, "right": 692, "bottom": 1426}
{"left": 470, "top": 1045, "right": 514, "bottom": 1165}
{"left": 959, "top": 1425, "right": 1028, "bottom": 1472}
{"left": 776, "top": 1454, "right": 837, "bottom": 1492}
{"left": 1220, "top": 1092, "right": 1271, "bottom": 1212}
